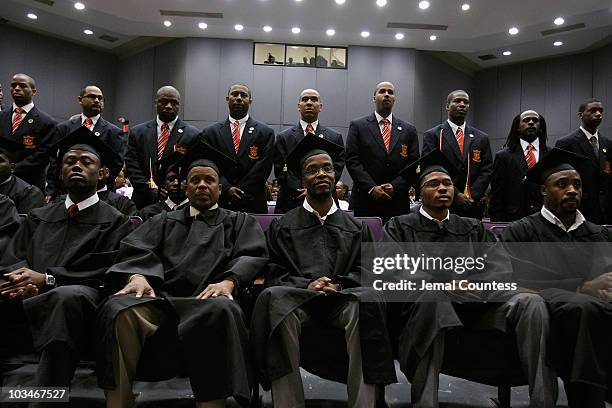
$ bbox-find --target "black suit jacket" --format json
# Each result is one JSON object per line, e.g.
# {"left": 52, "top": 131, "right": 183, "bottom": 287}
{"left": 273, "top": 124, "right": 345, "bottom": 213}
{"left": 0, "top": 106, "right": 57, "bottom": 190}
{"left": 422, "top": 122, "right": 493, "bottom": 203}
{"left": 345, "top": 113, "right": 419, "bottom": 218}
{"left": 125, "top": 118, "right": 200, "bottom": 209}
{"left": 555, "top": 129, "right": 612, "bottom": 224}
{"left": 489, "top": 143, "right": 550, "bottom": 222}
{"left": 45, "top": 116, "right": 126, "bottom": 198}
{"left": 201, "top": 117, "right": 274, "bottom": 214}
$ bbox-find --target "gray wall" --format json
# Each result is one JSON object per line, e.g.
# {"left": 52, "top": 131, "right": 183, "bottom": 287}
{"left": 0, "top": 25, "right": 118, "bottom": 121}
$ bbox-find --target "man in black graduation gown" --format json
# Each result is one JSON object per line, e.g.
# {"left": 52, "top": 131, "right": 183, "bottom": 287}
{"left": 251, "top": 135, "right": 396, "bottom": 408}
{"left": 0, "top": 136, "right": 44, "bottom": 214}
{"left": 502, "top": 148, "right": 612, "bottom": 408}
{"left": 0, "top": 127, "right": 131, "bottom": 397}
{"left": 382, "top": 150, "right": 556, "bottom": 408}
{"left": 489, "top": 110, "right": 550, "bottom": 221}
{"left": 95, "top": 139, "right": 268, "bottom": 408}
{"left": 274, "top": 88, "right": 345, "bottom": 213}
{"left": 201, "top": 83, "right": 274, "bottom": 214}
{"left": 0, "top": 194, "right": 20, "bottom": 257}
{"left": 95, "top": 166, "right": 137, "bottom": 216}
{"left": 555, "top": 99, "right": 611, "bottom": 224}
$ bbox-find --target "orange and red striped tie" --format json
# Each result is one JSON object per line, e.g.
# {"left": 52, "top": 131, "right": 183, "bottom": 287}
{"left": 456, "top": 127, "right": 465, "bottom": 155}
{"left": 232, "top": 121, "right": 241, "bottom": 153}
{"left": 12, "top": 107, "right": 24, "bottom": 133}
{"left": 381, "top": 119, "right": 391, "bottom": 153}
{"left": 157, "top": 123, "right": 170, "bottom": 160}
{"left": 525, "top": 144, "right": 536, "bottom": 169}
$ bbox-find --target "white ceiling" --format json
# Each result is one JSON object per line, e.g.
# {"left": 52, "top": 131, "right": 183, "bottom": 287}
{"left": 2, "top": 0, "right": 612, "bottom": 69}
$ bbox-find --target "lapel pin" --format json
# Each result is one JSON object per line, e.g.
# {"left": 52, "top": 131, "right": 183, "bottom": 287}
{"left": 397, "top": 126, "right": 403, "bottom": 131}
{"left": 469, "top": 133, "right": 474, "bottom": 138}
{"left": 178, "top": 128, "right": 183, "bottom": 133}
{"left": 318, "top": 134, "right": 324, "bottom": 138}
{"left": 603, "top": 148, "right": 607, "bottom": 154}
{"left": 95, "top": 131, "right": 101, "bottom": 137}
{"left": 28, "top": 119, "right": 34, "bottom": 124}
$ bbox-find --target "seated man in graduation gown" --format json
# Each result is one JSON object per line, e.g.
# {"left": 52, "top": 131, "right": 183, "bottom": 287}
{"left": 502, "top": 148, "right": 612, "bottom": 408}
{"left": 95, "top": 166, "right": 137, "bottom": 216}
{"left": 138, "top": 151, "right": 189, "bottom": 221}
{"left": 0, "top": 127, "right": 132, "bottom": 392}
{"left": 0, "top": 136, "right": 44, "bottom": 213}
{"left": 95, "top": 139, "right": 268, "bottom": 408}
{"left": 251, "top": 135, "right": 396, "bottom": 408}
{"left": 382, "top": 150, "right": 556, "bottom": 408}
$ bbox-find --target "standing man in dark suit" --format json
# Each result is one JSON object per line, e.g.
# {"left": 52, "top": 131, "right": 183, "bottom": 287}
{"left": 125, "top": 86, "right": 200, "bottom": 209}
{"left": 489, "top": 110, "right": 550, "bottom": 222}
{"left": 202, "top": 83, "right": 274, "bottom": 214}
{"left": 274, "top": 88, "right": 345, "bottom": 214}
{"left": 345, "top": 81, "right": 419, "bottom": 221}
{"left": 0, "top": 73, "right": 57, "bottom": 191}
{"left": 422, "top": 89, "right": 493, "bottom": 219}
{"left": 45, "top": 85, "right": 125, "bottom": 201}
{"left": 555, "top": 98, "right": 611, "bottom": 224}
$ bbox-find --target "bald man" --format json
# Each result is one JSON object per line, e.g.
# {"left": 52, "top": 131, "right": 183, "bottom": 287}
{"left": 126, "top": 86, "right": 200, "bottom": 209}
{"left": 345, "top": 81, "right": 419, "bottom": 222}
{"left": 0, "top": 73, "right": 57, "bottom": 191}
{"left": 274, "top": 88, "right": 345, "bottom": 213}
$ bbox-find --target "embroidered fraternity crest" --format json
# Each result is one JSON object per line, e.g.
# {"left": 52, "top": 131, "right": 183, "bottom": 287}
{"left": 604, "top": 161, "right": 612, "bottom": 174}
{"left": 173, "top": 144, "right": 187, "bottom": 155}
{"left": 249, "top": 145, "right": 259, "bottom": 160}
{"left": 472, "top": 148, "right": 481, "bottom": 163}
{"left": 400, "top": 144, "right": 408, "bottom": 158}
{"left": 22, "top": 135, "right": 36, "bottom": 149}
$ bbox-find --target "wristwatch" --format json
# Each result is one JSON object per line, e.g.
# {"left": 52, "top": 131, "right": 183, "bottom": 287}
{"left": 45, "top": 274, "right": 56, "bottom": 288}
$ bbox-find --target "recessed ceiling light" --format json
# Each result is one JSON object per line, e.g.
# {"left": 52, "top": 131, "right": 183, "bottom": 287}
{"left": 234, "top": 24, "right": 244, "bottom": 31}
{"left": 295, "top": 0, "right": 302, "bottom": 2}
{"left": 163, "top": 20, "right": 172, "bottom": 27}
{"left": 461, "top": 3, "right": 470, "bottom": 11}
{"left": 554, "top": 17, "right": 565, "bottom": 26}
{"left": 323, "top": 47, "right": 331, "bottom": 50}
{"left": 326, "top": 28, "right": 336, "bottom": 36}
{"left": 502, "top": 50, "right": 512, "bottom": 56}
{"left": 27, "top": 13, "right": 38, "bottom": 20}
{"left": 419, "top": 1, "right": 430, "bottom": 10}
{"left": 74, "top": 2, "right": 85, "bottom": 10}
{"left": 83, "top": 29, "right": 93, "bottom": 35}
{"left": 291, "top": 46, "right": 299, "bottom": 49}
{"left": 263, "top": 25, "right": 272, "bottom": 32}
{"left": 376, "top": 0, "right": 387, "bottom": 7}
{"left": 429, "top": 34, "right": 437, "bottom": 40}
{"left": 292, "top": 27, "right": 301, "bottom": 34}
{"left": 198, "top": 22, "right": 208, "bottom": 29}
{"left": 361, "top": 31, "right": 370, "bottom": 38}
{"left": 553, "top": 41, "right": 563, "bottom": 46}
{"left": 395, "top": 32, "right": 404, "bottom": 40}
{"left": 508, "top": 27, "right": 519, "bottom": 35}
{"left": 335, "top": 0, "right": 346, "bottom": 4}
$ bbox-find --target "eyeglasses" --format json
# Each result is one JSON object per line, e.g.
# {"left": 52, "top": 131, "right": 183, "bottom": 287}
{"left": 422, "top": 179, "right": 453, "bottom": 188}
{"left": 303, "top": 165, "right": 334, "bottom": 176}
{"left": 83, "top": 94, "right": 104, "bottom": 101}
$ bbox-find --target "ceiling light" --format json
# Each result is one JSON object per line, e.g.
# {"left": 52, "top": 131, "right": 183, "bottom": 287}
{"left": 429, "top": 35, "right": 437, "bottom": 40}
{"left": 234, "top": 24, "right": 244, "bottom": 31}
{"left": 335, "top": 0, "right": 346, "bottom": 3}
{"left": 292, "top": 27, "right": 301, "bottom": 34}
{"left": 323, "top": 47, "right": 331, "bottom": 50}
{"left": 163, "top": 20, "right": 172, "bottom": 27}
{"left": 508, "top": 27, "right": 519, "bottom": 35}
{"left": 27, "top": 13, "right": 38, "bottom": 20}
{"left": 83, "top": 29, "right": 93, "bottom": 35}
{"left": 395, "top": 32, "right": 404, "bottom": 40}
{"left": 74, "top": 2, "right": 85, "bottom": 10}
{"left": 554, "top": 17, "right": 565, "bottom": 26}
{"left": 198, "top": 22, "right": 208, "bottom": 29}
{"left": 553, "top": 41, "right": 563, "bottom": 46}
{"left": 376, "top": 0, "right": 387, "bottom": 7}
{"left": 361, "top": 31, "right": 370, "bottom": 38}
{"left": 291, "top": 46, "right": 299, "bottom": 49}
{"left": 295, "top": 0, "right": 302, "bottom": 2}
{"left": 326, "top": 28, "right": 335, "bottom": 36}
{"left": 419, "top": 1, "right": 430, "bottom": 10}
{"left": 461, "top": 3, "right": 470, "bottom": 10}
{"left": 502, "top": 50, "right": 512, "bottom": 56}
{"left": 263, "top": 25, "right": 272, "bottom": 32}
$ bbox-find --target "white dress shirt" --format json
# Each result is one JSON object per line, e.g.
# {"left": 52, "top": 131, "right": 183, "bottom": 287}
{"left": 519, "top": 138, "right": 540, "bottom": 162}
{"left": 65, "top": 193, "right": 99, "bottom": 211}
{"left": 228, "top": 114, "right": 249, "bottom": 142}
{"left": 12, "top": 101, "right": 34, "bottom": 122}
{"left": 303, "top": 198, "right": 338, "bottom": 224}
{"left": 540, "top": 206, "right": 585, "bottom": 233}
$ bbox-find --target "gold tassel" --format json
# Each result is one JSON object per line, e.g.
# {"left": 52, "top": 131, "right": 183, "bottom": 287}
{"left": 148, "top": 157, "right": 158, "bottom": 190}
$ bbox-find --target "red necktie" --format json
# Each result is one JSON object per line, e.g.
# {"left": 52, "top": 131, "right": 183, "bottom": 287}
{"left": 525, "top": 144, "right": 536, "bottom": 169}
{"left": 158, "top": 123, "right": 170, "bottom": 160}
{"left": 456, "top": 127, "right": 465, "bottom": 155}
{"left": 305, "top": 123, "right": 314, "bottom": 134}
{"left": 12, "top": 107, "right": 23, "bottom": 133}
{"left": 67, "top": 204, "right": 79, "bottom": 218}
{"left": 232, "top": 121, "right": 241, "bottom": 153}
{"left": 381, "top": 119, "right": 391, "bottom": 153}
{"left": 83, "top": 117, "right": 93, "bottom": 131}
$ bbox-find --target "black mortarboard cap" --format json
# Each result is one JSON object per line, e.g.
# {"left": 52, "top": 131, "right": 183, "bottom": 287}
{"left": 286, "top": 133, "right": 344, "bottom": 176}
{"left": 176, "top": 139, "right": 235, "bottom": 180}
{"left": 399, "top": 149, "right": 460, "bottom": 186}
{"left": 526, "top": 147, "right": 588, "bottom": 184}
{"left": 56, "top": 126, "right": 121, "bottom": 170}
{"left": 0, "top": 136, "right": 25, "bottom": 161}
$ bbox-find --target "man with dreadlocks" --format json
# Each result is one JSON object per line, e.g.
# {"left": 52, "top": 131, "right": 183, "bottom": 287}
{"left": 489, "top": 110, "right": 550, "bottom": 222}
